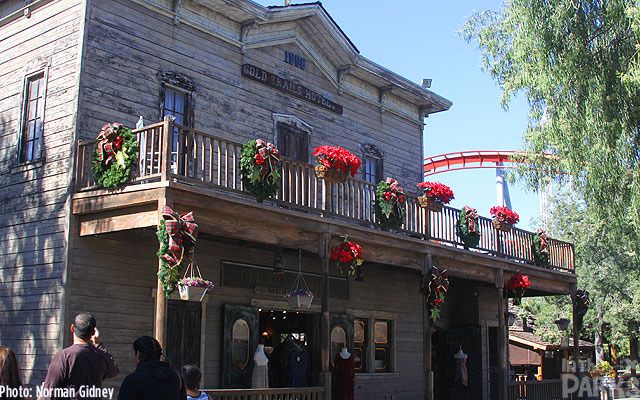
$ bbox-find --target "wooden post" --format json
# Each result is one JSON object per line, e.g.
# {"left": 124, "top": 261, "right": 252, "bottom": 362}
{"left": 496, "top": 269, "right": 507, "bottom": 400}
{"left": 320, "top": 233, "right": 332, "bottom": 399}
{"left": 423, "top": 253, "right": 433, "bottom": 400}
{"left": 154, "top": 197, "right": 172, "bottom": 351}
{"left": 161, "top": 116, "right": 172, "bottom": 182}
{"left": 571, "top": 286, "right": 582, "bottom": 380}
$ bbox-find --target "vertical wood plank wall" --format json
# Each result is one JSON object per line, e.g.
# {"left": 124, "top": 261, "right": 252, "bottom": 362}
{"left": 0, "top": 0, "right": 83, "bottom": 384}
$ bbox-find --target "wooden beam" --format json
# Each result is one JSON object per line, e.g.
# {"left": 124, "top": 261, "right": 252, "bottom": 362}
{"left": 496, "top": 269, "right": 507, "bottom": 400}
{"left": 79, "top": 210, "right": 157, "bottom": 236}
{"left": 72, "top": 186, "right": 163, "bottom": 215}
{"left": 320, "top": 233, "right": 331, "bottom": 398}
{"left": 423, "top": 253, "right": 433, "bottom": 400}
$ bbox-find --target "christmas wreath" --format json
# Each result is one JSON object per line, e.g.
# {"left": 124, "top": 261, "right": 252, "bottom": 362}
{"left": 531, "top": 228, "right": 550, "bottom": 266}
{"left": 91, "top": 122, "right": 138, "bottom": 189}
{"left": 456, "top": 206, "right": 480, "bottom": 248}
{"left": 375, "top": 178, "right": 406, "bottom": 230}
{"left": 423, "top": 267, "right": 449, "bottom": 322}
{"left": 240, "top": 139, "right": 281, "bottom": 202}
{"left": 330, "top": 238, "right": 364, "bottom": 279}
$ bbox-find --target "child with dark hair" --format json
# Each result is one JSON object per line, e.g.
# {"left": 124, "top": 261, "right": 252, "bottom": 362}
{"left": 117, "top": 336, "right": 186, "bottom": 400}
{"left": 181, "top": 364, "right": 209, "bottom": 400}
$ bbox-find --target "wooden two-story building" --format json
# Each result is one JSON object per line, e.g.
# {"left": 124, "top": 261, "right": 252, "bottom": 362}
{"left": 0, "top": 1, "right": 577, "bottom": 399}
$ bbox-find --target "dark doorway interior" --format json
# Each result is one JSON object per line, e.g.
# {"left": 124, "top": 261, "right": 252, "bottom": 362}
{"left": 259, "top": 309, "right": 319, "bottom": 387}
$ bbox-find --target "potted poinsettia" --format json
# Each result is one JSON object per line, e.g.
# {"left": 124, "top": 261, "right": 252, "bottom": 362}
{"left": 177, "top": 276, "right": 215, "bottom": 302}
{"left": 375, "top": 178, "right": 406, "bottom": 230}
{"left": 490, "top": 205, "right": 520, "bottom": 232}
{"left": 456, "top": 206, "right": 480, "bottom": 248}
{"left": 416, "top": 181, "right": 454, "bottom": 212}
{"left": 286, "top": 287, "right": 314, "bottom": 309}
{"left": 506, "top": 272, "right": 530, "bottom": 305}
{"left": 240, "top": 139, "right": 281, "bottom": 202}
{"left": 92, "top": 122, "right": 139, "bottom": 189}
{"left": 312, "top": 145, "right": 361, "bottom": 183}
{"left": 330, "top": 238, "right": 364, "bottom": 279}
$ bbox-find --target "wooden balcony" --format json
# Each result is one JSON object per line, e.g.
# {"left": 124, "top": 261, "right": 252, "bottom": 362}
{"left": 203, "top": 387, "right": 325, "bottom": 400}
{"left": 74, "top": 118, "right": 575, "bottom": 274}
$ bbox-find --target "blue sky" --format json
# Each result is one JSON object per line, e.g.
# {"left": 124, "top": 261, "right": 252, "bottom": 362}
{"left": 254, "top": 0, "right": 542, "bottom": 230}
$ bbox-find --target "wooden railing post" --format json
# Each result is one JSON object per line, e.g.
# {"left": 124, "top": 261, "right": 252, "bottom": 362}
{"left": 161, "top": 116, "right": 173, "bottom": 182}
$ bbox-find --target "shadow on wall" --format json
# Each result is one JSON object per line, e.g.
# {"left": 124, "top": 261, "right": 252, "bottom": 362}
{"left": 0, "top": 112, "right": 68, "bottom": 385}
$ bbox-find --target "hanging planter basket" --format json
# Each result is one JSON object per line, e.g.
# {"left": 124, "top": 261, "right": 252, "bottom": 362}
{"left": 285, "top": 250, "right": 314, "bottom": 309}
{"left": 418, "top": 196, "right": 443, "bottom": 212}
{"left": 492, "top": 219, "right": 512, "bottom": 232}
{"left": 176, "top": 257, "right": 214, "bottom": 302}
{"left": 314, "top": 165, "right": 348, "bottom": 184}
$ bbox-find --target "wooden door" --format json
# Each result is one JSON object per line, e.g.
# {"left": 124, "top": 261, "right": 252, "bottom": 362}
{"left": 222, "top": 304, "right": 259, "bottom": 388}
{"left": 438, "top": 326, "right": 483, "bottom": 400}
{"left": 165, "top": 300, "right": 202, "bottom": 370}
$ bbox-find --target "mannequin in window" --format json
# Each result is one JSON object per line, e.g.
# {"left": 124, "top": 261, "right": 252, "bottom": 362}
{"left": 453, "top": 347, "right": 468, "bottom": 387}
{"left": 332, "top": 343, "right": 354, "bottom": 400}
{"left": 251, "top": 342, "right": 269, "bottom": 388}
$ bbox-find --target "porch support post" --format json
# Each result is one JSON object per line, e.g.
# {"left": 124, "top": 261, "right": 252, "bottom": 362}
{"left": 496, "top": 269, "right": 507, "bottom": 400}
{"left": 154, "top": 196, "right": 172, "bottom": 351}
{"left": 320, "top": 233, "right": 332, "bottom": 399}
{"left": 571, "top": 285, "right": 582, "bottom": 380}
{"left": 422, "top": 253, "right": 433, "bottom": 400}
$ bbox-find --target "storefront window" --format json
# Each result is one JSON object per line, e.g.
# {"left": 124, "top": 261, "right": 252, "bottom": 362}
{"left": 232, "top": 319, "right": 250, "bottom": 369}
{"left": 354, "top": 319, "right": 367, "bottom": 372}
{"left": 374, "top": 320, "right": 391, "bottom": 372}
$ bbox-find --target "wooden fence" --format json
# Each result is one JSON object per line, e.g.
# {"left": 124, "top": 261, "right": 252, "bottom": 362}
{"left": 75, "top": 119, "right": 575, "bottom": 273}
{"left": 204, "top": 387, "right": 325, "bottom": 400}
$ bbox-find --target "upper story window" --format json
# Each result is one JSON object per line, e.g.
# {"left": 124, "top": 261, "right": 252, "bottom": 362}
{"left": 163, "top": 87, "right": 188, "bottom": 125}
{"left": 19, "top": 72, "right": 46, "bottom": 163}
{"left": 278, "top": 123, "right": 309, "bottom": 162}
{"left": 362, "top": 144, "right": 383, "bottom": 184}
{"left": 158, "top": 72, "right": 195, "bottom": 174}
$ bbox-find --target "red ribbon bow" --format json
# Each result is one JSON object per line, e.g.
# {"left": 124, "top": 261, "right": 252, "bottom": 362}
{"left": 161, "top": 206, "right": 198, "bottom": 268}
{"left": 536, "top": 228, "right": 549, "bottom": 254}
{"left": 96, "top": 123, "right": 124, "bottom": 165}
{"left": 463, "top": 206, "right": 479, "bottom": 233}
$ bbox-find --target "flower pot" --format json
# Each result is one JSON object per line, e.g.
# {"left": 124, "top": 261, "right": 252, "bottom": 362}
{"left": 315, "top": 165, "right": 347, "bottom": 184}
{"left": 287, "top": 293, "right": 314, "bottom": 309}
{"left": 178, "top": 285, "right": 208, "bottom": 302}
{"left": 418, "top": 196, "right": 443, "bottom": 212}
{"left": 492, "top": 219, "right": 512, "bottom": 232}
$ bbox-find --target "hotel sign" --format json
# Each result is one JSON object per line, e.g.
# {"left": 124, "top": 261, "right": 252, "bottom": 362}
{"left": 242, "top": 64, "right": 343, "bottom": 115}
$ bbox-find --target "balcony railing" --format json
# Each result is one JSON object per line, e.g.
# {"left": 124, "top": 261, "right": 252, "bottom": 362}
{"left": 203, "top": 387, "right": 325, "bottom": 400}
{"left": 75, "top": 119, "right": 575, "bottom": 273}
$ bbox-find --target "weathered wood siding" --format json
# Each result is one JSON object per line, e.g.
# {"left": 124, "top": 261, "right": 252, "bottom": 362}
{"left": 68, "top": 230, "right": 426, "bottom": 399}
{"left": 0, "top": 0, "right": 83, "bottom": 384}
{"left": 76, "top": 0, "right": 425, "bottom": 186}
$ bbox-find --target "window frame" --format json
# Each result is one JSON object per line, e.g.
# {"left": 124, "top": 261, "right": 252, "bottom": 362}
{"left": 373, "top": 319, "right": 393, "bottom": 373}
{"left": 17, "top": 66, "right": 49, "bottom": 165}
{"left": 349, "top": 310, "right": 396, "bottom": 374}
{"left": 361, "top": 144, "right": 384, "bottom": 184}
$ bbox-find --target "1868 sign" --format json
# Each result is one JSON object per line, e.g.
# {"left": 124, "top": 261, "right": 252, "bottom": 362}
{"left": 242, "top": 64, "right": 343, "bottom": 115}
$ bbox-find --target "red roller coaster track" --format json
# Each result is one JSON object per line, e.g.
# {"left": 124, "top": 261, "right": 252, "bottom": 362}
{"left": 423, "top": 150, "right": 525, "bottom": 177}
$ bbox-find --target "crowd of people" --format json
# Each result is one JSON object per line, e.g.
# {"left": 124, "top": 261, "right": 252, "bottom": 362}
{"left": 0, "top": 313, "right": 209, "bottom": 400}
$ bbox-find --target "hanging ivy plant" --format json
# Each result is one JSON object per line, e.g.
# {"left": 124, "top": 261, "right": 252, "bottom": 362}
{"left": 91, "top": 122, "right": 138, "bottom": 189}
{"left": 456, "top": 206, "right": 481, "bottom": 248}
{"left": 375, "top": 178, "right": 406, "bottom": 230}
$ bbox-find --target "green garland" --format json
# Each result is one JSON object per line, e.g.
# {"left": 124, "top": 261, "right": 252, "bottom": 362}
{"left": 240, "top": 139, "right": 281, "bottom": 202}
{"left": 91, "top": 124, "right": 138, "bottom": 189}
{"left": 156, "top": 220, "right": 184, "bottom": 297}
{"left": 374, "top": 179, "right": 406, "bottom": 230}
{"left": 531, "top": 231, "right": 550, "bottom": 266}
{"left": 456, "top": 207, "right": 481, "bottom": 248}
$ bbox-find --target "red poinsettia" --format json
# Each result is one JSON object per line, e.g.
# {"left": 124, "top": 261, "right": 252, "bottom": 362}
{"left": 312, "top": 145, "right": 361, "bottom": 176}
{"left": 417, "top": 181, "right": 454, "bottom": 204}
{"left": 489, "top": 205, "right": 520, "bottom": 225}
{"left": 506, "top": 272, "right": 531, "bottom": 292}
{"left": 330, "top": 240, "right": 364, "bottom": 277}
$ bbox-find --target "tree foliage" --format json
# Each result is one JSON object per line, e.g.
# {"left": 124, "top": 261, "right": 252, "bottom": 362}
{"left": 461, "top": 0, "right": 640, "bottom": 232}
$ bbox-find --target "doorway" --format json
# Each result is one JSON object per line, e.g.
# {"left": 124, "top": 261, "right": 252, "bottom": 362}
{"left": 258, "top": 309, "right": 319, "bottom": 388}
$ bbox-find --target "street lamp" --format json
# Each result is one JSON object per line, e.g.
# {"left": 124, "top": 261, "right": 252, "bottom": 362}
{"left": 555, "top": 318, "right": 571, "bottom": 331}
{"left": 555, "top": 318, "right": 572, "bottom": 374}
{"left": 508, "top": 311, "right": 518, "bottom": 327}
